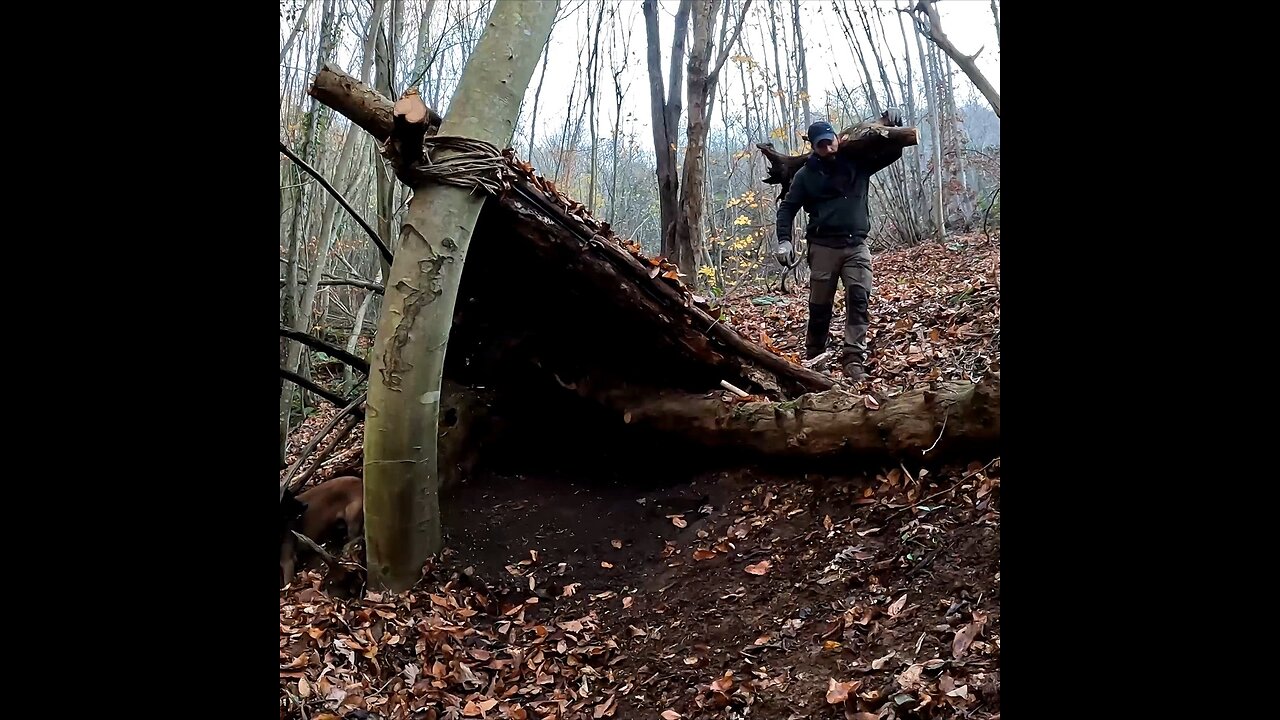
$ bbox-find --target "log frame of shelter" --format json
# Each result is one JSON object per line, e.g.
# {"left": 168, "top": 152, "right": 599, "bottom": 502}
{"left": 306, "top": 68, "right": 997, "bottom": 461}
{"left": 308, "top": 64, "right": 833, "bottom": 399}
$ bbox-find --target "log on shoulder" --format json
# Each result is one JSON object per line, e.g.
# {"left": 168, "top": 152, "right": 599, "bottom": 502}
{"left": 607, "top": 371, "right": 999, "bottom": 461}
{"left": 756, "top": 123, "right": 919, "bottom": 199}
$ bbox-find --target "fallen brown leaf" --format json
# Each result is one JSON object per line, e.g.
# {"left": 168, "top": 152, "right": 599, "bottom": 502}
{"left": 692, "top": 549, "right": 717, "bottom": 561}
{"left": 888, "top": 593, "right": 908, "bottom": 617}
{"left": 672, "top": 516, "right": 688, "bottom": 528}
{"left": 662, "top": 710, "right": 681, "bottom": 720}
{"left": 826, "top": 678, "right": 859, "bottom": 703}
{"left": 952, "top": 622, "right": 982, "bottom": 658}
{"left": 744, "top": 560, "right": 771, "bottom": 575}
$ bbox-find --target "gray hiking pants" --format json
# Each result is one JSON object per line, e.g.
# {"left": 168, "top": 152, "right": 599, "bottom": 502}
{"left": 806, "top": 242, "right": 872, "bottom": 366}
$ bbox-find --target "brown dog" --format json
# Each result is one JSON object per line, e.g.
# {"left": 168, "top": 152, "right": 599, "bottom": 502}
{"left": 280, "top": 475, "right": 364, "bottom": 585}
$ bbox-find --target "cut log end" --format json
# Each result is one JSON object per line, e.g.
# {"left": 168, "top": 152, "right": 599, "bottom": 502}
{"left": 387, "top": 89, "right": 431, "bottom": 174}
{"left": 393, "top": 90, "right": 430, "bottom": 125}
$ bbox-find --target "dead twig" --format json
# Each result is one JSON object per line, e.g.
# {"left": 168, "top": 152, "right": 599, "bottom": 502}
{"left": 281, "top": 393, "right": 367, "bottom": 499}
{"left": 923, "top": 408, "right": 949, "bottom": 454}
{"left": 279, "top": 140, "right": 393, "bottom": 263}
{"left": 292, "top": 414, "right": 360, "bottom": 488}
{"left": 887, "top": 457, "right": 999, "bottom": 520}
{"left": 291, "top": 530, "right": 366, "bottom": 572}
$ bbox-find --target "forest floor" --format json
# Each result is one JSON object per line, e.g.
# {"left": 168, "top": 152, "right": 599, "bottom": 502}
{"left": 280, "top": 234, "right": 1001, "bottom": 720}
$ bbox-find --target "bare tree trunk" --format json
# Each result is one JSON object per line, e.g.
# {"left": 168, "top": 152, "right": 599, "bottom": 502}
{"left": 586, "top": 0, "right": 606, "bottom": 211}
{"left": 943, "top": 57, "right": 974, "bottom": 227}
{"left": 672, "top": 0, "right": 751, "bottom": 285}
{"left": 926, "top": 43, "right": 952, "bottom": 229}
{"left": 527, "top": 46, "right": 550, "bottom": 159}
{"left": 894, "top": 3, "right": 927, "bottom": 208}
{"left": 765, "top": 0, "right": 789, "bottom": 147}
{"left": 607, "top": 6, "right": 631, "bottom": 226}
{"left": 913, "top": 16, "right": 945, "bottom": 239}
{"left": 642, "top": 0, "right": 692, "bottom": 260}
{"left": 282, "top": 0, "right": 337, "bottom": 466}
{"left": 280, "top": 0, "right": 318, "bottom": 63}
{"left": 343, "top": 275, "right": 377, "bottom": 395}
{"left": 674, "top": 0, "right": 718, "bottom": 282}
{"left": 364, "top": 0, "right": 559, "bottom": 592}
{"left": 374, "top": 3, "right": 400, "bottom": 280}
{"left": 285, "top": 0, "right": 385, "bottom": 430}
{"left": 790, "top": 0, "right": 810, "bottom": 126}
{"left": 991, "top": 0, "right": 1000, "bottom": 49}
{"left": 407, "top": 0, "right": 438, "bottom": 91}
{"left": 550, "top": 34, "right": 585, "bottom": 187}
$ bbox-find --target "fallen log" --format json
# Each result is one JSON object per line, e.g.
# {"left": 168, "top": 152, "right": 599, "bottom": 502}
{"left": 603, "top": 371, "right": 999, "bottom": 460}
{"left": 756, "top": 120, "right": 920, "bottom": 200}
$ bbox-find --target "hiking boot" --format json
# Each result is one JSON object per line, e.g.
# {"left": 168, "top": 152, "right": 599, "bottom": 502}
{"left": 842, "top": 362, "right": 865, "bottom": 381}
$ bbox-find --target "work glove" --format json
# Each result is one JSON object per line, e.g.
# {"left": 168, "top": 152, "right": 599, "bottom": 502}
{"left": 776, "top": 240, "right": 795, "bottom": 267}
{"left": 881, "top": 107, "right": 904, "bottom": 127}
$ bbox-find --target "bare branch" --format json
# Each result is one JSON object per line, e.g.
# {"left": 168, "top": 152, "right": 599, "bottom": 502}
{"left": 279, "top": 276, "right": 385, "bottom": 293}
{"left": 709, "top": 0, "right": 753, "bottom": 81}
{"left": 280, "top": 368, "right": 356, "bottom": 408}
{"left": 279, "top": 325, "right": 371, "bottom": 375}
{"left": 278, "top": 139, "right": 395, "bottom": 263}
{"left": 281, "top": 394, "right": 366, "bottom": 499}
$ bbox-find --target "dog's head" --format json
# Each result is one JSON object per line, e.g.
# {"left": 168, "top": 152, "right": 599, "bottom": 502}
{"left": 281, "top": 492, "right": 308, "bottom": 529}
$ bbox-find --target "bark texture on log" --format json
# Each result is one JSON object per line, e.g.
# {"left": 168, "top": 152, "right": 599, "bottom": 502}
{"left": 309, "top": 62, "right": 441, "bottom": 141}
{"left": 756, "top": 123, "right": 920, "bottom": 200}
{"left": 604, "top": 371, "right": 999, "bottom": 460}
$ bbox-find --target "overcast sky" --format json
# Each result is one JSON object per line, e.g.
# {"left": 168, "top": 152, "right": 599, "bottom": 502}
{"left": 530, "top": 0, "right": 998, "bottom": 140}
{"left": 283, "top": 0, "right": 1000, "bottom": 144}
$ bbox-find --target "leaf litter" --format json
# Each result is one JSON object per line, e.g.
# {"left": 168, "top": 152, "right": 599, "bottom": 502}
{"left": 720, "top": 234, "right": 999, "bottom": 390}
{"left": 281, "top": 237, "right": 1001, "bottom": 719}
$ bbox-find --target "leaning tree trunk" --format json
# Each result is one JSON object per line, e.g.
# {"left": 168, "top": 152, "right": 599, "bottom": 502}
{"left": 912, "top": 0, "right": 1000, "bottom": 118}
{"left": 363, "top": 0, "right": 559, "bottom": 593}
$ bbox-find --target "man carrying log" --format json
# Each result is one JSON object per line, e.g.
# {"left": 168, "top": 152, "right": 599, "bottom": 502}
{"left": 774, "top": 111, "right": 906, "bottom": 381}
